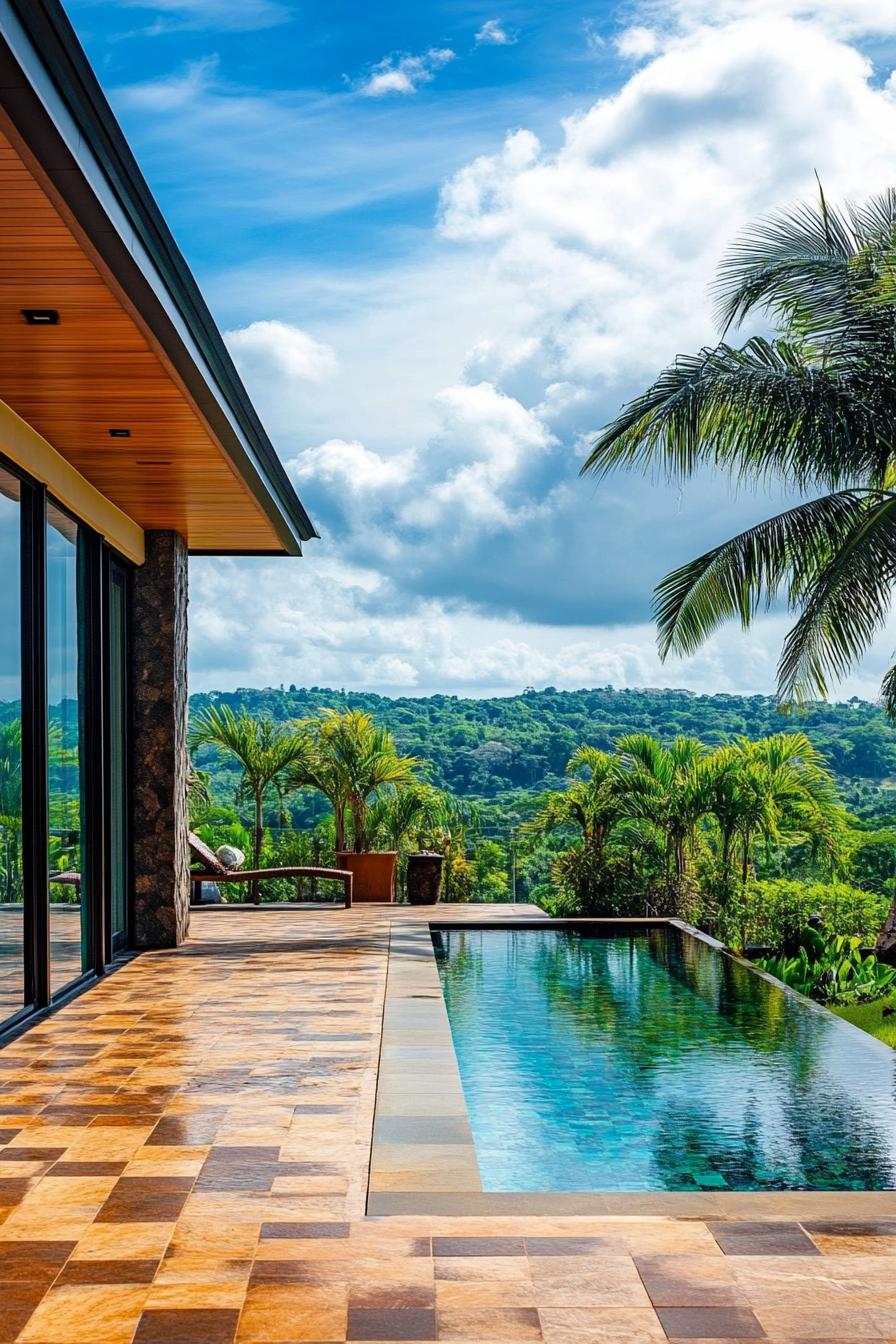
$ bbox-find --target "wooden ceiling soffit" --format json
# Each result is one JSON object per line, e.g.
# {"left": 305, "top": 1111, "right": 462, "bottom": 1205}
{"left": 0, "top": 24, "right": 312, "bottom": 555}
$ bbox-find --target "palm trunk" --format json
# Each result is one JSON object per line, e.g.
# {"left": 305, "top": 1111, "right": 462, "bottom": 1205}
{"left": 719, "top": 825, "right": 735, "bottom": 908}
{"left": 352, "top": 797, "right": 366, "bottom": 854}
{"left": 333, "top": 801, "right": 346, "bottom": 854}
{"left": 252, "top": 790, "right": 263, "bottom": 905}
{"left": 594, "top": 823, "right": 605, "bottom": 870}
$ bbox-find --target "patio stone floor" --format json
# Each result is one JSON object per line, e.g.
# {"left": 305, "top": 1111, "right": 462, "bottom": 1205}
{"left": 0, "top": 902, "right": 895, "bottom": 1343}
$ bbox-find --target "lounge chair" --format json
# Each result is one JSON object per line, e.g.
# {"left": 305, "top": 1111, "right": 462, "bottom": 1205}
{"left": 188, "top": 832, "right": 352, "bottom": 907}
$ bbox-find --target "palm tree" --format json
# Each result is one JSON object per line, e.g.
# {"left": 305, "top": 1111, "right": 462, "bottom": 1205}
{"left": 431, "top": 793, "right": 480, "bottom": 902}
{"left": 705, "top": 733, "right": 847, "bottom": 900}
{"left": 614, "top": 734, "right": 710, "bottom": 907}
{"left": 368, "top": 783, "right": 444, "bottom": 852}
{"left": 526, "top": 744, "right": 672, "bottom": 913}
{"left": 527, "top": 746, "right": 623, "bottom": 870}
{"left": 582, "top": 186, "right": 896, "bottom": 712}
{"left": 288, "top": 709, "right": 419, "bottom": 853}
{"left": 187, "top": 767, "right": 212, "bottom": 828}
{"left": 188, "top": 706, "right": 309, "bottom": 903}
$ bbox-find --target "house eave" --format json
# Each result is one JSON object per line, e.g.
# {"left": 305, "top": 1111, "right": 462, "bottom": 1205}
{"left": 0, "top": 0, "right": 317, "bottom": 557}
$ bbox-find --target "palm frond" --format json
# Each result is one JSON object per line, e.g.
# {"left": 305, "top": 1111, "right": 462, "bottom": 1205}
{"left": 776, "top": 493, "right": 896, "bottom": 703}
{"left": 882, "top": 662, "right": 896, "bottom": 718}
{"left": 713, "top": 193, "right": 858, "bottom": 335}
{"left": 713, "top": 187, "right": 896, "bottom": 348}
{"left": 581, "top": 339, "right": 889, "bottom": 492}
{"left": 654, "top": 490, "right": 878, "bottom": 659}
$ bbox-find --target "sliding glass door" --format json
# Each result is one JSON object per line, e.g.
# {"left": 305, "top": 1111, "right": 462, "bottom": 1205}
{"left": 0, "top": 468, "right": 23, "bottom": 1022}
{"left": 46, "top": 504, "right": 87, "bottom": 997}
{"left": 0, "top": 455, "right": 133, "bottom": 1037}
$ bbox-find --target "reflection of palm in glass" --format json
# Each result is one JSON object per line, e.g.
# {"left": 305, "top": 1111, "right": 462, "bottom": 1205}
{"left": 0, "top": 718, "right": 22, "bottom": 903}
{"left": 46, "top": 508, "right": 86, "bottom": 993}
{"left": 48, "top": 720, "right": 81, "bottom": 902}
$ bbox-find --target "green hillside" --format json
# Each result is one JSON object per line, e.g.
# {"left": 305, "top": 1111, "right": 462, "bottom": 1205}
{"left": 190, "top": 684, "right": 896, "bottom": 830}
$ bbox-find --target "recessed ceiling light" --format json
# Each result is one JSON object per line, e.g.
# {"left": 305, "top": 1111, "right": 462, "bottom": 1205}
{"left": 108, "top": 428, "right": 131, "bottom": 438}
{"left": 21, "top": 309, "right": 59, "bottom": 325}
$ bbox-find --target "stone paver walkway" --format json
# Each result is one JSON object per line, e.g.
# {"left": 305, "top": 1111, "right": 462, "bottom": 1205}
{"left": 0, "top": 904, "right": 895, "bottom": 1342}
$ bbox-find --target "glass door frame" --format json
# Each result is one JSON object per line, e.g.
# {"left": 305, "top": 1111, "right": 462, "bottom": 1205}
{"left": 104, "top": 556, "right": 132, "bottom": 960}
{"left": 21, "top": 471, "right": 47, "bottom": 1016}
{"left": 0, "top": 450, "right": 134, "bottom": 1040}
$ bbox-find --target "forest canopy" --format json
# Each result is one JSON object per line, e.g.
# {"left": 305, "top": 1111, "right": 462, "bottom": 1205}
{"left": 189, "top": 684, "right": 896, "bottom": 823}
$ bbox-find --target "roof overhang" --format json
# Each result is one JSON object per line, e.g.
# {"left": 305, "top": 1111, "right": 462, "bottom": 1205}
{"left": 0, "top": 0, "right": 317, "bottom": 556}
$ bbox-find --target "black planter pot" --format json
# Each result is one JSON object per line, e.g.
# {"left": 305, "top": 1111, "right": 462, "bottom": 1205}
{"left": 406, "top": 851, "right": 444, "bottom": 905}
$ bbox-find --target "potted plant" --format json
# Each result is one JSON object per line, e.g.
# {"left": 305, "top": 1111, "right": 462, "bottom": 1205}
{"left": 406, "top": 851, "right": 444, "bottom": 905}
{"left": 368, "top": 784, "right": 446, "bottom": 903}
{"left": 287, "top": 709, "right": 419, "bottom": 903}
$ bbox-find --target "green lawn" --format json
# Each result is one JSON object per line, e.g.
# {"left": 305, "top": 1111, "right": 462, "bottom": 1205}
{"left": 832, "top": 995, "right": 896, "bottom": 1048}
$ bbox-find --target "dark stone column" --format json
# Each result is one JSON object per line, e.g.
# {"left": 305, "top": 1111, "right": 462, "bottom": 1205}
{"left": 131, "top": 531, "right": 190, "bottom": 947}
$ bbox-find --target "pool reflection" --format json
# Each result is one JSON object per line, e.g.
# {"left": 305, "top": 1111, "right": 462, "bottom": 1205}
{"left": 433, "top": 926, "right": 896, "bottom": 1192}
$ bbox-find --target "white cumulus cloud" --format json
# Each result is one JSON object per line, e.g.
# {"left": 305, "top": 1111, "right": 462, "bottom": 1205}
{"left": 615, "top": 25, "right": 661, "bottom": 59}
{"left": 648, "top": 0, "right": 896, "bottom": 39}
{"left": 358, "top": 48, "right": 455, "bottom": 97}
{"left": 438, "top": 16, "right": 896, "bottom": 399}
{"left": 226, "top": 320, "right": 337, "bottom": 384}
{"left": 291, "top": 438, "right": 414, "bottom": 493}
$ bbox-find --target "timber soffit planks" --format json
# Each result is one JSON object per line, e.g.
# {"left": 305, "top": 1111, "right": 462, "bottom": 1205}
{"left": 0, "top": 0, "right": 318, "bottom": 555}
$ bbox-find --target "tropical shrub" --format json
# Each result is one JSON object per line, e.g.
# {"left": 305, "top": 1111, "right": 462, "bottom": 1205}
{"left": 756, "top": 934, "right": 896, "bottom": 1005}
{"left": 443, "top": 851, "right": 474, "bottom": 903}
{"left": 718, "top": 878, "right": 888, "bottom": 953}
{"left": 849, "top": 829, "right": 896, "bottom": 894}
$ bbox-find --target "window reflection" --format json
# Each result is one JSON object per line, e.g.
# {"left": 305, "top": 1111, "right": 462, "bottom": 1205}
{"left": 47, "top": 504, "right": 85, "bottom": 996}
{"left": 0, "top": 470, "right": 22, "bottom": 1022}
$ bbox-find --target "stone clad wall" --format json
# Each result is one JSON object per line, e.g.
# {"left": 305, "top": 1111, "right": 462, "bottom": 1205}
{"left": 131, "top": 531, "right": 190, "bottom": 947}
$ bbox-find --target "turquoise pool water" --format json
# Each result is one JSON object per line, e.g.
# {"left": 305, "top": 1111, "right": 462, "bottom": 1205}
{"left": 432, "top": 925, "right": 896, "bottom": 1192}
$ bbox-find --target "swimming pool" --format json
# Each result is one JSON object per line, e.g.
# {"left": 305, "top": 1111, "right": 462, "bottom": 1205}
{"left": 432, "top": 923, "right": 896, "bottom": 1193}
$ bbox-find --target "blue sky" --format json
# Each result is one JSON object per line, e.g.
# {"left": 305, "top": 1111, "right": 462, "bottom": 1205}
{"left": 69, "top": 0, "right": 896, "bottom": 698}
{"left": 70, "top": 1, "right": 618, "bottom": 269}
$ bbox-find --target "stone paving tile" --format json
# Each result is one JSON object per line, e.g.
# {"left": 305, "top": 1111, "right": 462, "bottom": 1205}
{"left": 0, "top": 904, "right": 894, "bottom": 1343}
{"left": 708, "top": 1223, "right": 821, "bottom": 1257}
{"left": 348, "top": 1305, "right": 438, "bottom": 1339}
{"left": 655, "top": 1305, "right": 767, "bottom": 1338}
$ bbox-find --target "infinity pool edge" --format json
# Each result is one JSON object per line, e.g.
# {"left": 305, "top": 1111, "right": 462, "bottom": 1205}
{"left": 368, "top": 916, "right": 896, "bottom": 1218}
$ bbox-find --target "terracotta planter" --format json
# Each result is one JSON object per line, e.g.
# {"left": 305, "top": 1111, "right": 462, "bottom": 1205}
{"left": 336, "top": 850, "right": 397, "bottom": 903}
{"left": 406, "top": 852, "right": 444, "bottom": 905}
